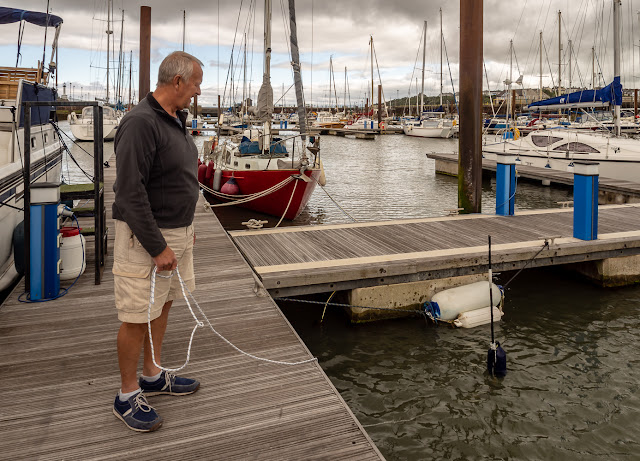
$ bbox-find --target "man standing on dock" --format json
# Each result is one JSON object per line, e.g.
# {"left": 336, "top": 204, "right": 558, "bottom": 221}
{"left": 111, "top": 51, "right": 203, "bottom": 432}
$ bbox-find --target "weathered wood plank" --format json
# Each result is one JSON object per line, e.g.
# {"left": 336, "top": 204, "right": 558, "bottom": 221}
{"left": 0, "top": 157, "right": 384, "bottom": 460}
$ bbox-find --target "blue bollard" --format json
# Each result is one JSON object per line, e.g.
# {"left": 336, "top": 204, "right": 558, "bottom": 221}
{"left": 573, "top": 161, "right": 599, "bottom": 240}
{"left": 29, "top": 183, "right": 60, "bottom": 300}
{"left": 495, "top": 153, "right": 516, "bottom": 216}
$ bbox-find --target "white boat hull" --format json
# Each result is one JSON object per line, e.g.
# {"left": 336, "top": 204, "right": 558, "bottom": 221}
{"left": 483, "top": 129, "right": 640, "bottom": 183}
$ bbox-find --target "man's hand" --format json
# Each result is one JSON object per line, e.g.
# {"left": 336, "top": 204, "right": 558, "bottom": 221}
{"left": 153, "top": 246, "right": 178, "bottom": 271}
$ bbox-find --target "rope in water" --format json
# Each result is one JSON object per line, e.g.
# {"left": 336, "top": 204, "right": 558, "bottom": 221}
{"left": 147, "top": 267, "right": 318, "bottom": 373}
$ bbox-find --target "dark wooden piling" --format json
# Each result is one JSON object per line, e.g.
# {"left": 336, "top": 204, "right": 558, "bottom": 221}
{"left": 458, "top": 0, "right": 483, "bottom": 213}
{"left": 139, "top": 6, "right": 151, "bottom": 100}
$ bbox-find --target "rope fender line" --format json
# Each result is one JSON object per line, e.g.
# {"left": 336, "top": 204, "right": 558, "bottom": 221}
{"left": 147, "top": 266, "right": 318, "bottom": 371}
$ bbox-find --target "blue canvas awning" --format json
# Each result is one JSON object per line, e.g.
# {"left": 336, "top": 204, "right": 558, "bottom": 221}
{"left": 0, "top": 7, "right": 63, "bottom": 28}
{"left": 527, "top": 77, "right": 622, "bottom": 110}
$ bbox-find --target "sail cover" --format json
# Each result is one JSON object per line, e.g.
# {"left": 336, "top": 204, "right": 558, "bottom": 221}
{"left": 527, "top": 77, "right": 622, "bottom": 110}
{"left": 0, "top": 7, "right": 63, "bottom": 27}
{"left": 256, "top": 76, "right": 274, "bottom": 121}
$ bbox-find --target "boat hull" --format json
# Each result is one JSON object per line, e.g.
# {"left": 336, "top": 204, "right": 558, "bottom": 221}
{"left": 207, "top": 168, "right": 321, "bottom": 220}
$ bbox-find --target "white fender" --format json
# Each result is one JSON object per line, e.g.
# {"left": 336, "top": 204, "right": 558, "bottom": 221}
{"left": 430, "top": 281, "right": 502, "bottom": 320}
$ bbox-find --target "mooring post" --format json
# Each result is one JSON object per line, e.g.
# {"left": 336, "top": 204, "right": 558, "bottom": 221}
{"left": 377, "top": 84, "right": 382, "bottom": 127}
{"left": 458, "top": 0, "right": 483, "bottom": 213}
{"left": 139, "top": 6, "right": 151, "bottom": 101}
{"left": 495, "top": 153, "right": 516, "bottom": 216}
{"left": 573, "top": 161, "right": 599, "bottom": 241}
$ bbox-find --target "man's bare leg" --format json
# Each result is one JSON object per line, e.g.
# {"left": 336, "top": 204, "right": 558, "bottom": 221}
{"left": 142, "top": 300, "right": 173, "bottom": 377}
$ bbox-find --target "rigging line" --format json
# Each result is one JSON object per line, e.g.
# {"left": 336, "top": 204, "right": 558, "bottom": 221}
{"left": 372, "top": 43, "right": 388, "bottom": 115}
{"left": 441, "top": 34, "right": 458, "bottom": 110}
{"left": 542, "top": 37, "right": 557, "bottom": 91}
{"left": 221, "top": 0, "right": 246, "bottom": 108}
{"left": 0, "top": 198, "right": 24, "bottom": 212}
{"left": 522, "top": 0, "right": 547, "bottom": 78}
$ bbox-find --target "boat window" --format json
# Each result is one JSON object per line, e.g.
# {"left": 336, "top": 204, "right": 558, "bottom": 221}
{"left": 531, "top": 135, "right": 562, "bottom": 147}
{"left": 31, "top": 137, "right": 36, "bottom": 148}
{"left": 245, "top": 163, "right": 251, "bottom": 169}
{"left": 552, "top": 142, "right": 599, "bottom": 154}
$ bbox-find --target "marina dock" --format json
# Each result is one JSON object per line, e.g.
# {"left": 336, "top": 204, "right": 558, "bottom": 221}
{"left": 230, "top": 205, "right": 640, "bottom": 297}
{"left": 0, "top": 159, "right": 383, "bottom": 459}
{"left": 427, "top": 152, "right": 640, "bottom": 203}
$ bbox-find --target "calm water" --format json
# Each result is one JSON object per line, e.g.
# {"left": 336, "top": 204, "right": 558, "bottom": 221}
{"left": 62, "top": 124, "right": 639, "bottom": 460}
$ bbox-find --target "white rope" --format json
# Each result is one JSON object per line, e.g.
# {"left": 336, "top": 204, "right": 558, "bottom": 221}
{"left": 200, "top": 176, "right": 295, "bottom": 207}
{"left": 147, "top": 266, "right": 317, "bottom": 370}
{"left": 274, "top": 179, "right": 298, "bottom": 228}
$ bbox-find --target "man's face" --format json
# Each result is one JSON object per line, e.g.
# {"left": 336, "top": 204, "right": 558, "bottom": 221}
{"left": 176, "top": 62, "right": 203, "bottom": 110}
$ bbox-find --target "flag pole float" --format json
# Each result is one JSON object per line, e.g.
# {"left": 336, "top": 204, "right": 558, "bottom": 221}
{"left": 487, "top": 235, "right": 507, "bottom": 377}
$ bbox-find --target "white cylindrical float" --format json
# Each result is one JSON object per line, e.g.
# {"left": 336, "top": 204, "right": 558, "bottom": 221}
{"left": 59, "top": 227, "right": 86, "bottom": 281}
{"left": 429, "top": 281, "right": 502, "bottom": 320}
{"left": 453, "top": 306, "right": 504, "bottom": 329}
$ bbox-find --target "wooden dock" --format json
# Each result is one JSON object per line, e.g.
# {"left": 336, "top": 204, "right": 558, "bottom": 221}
{"left": 0, "top": 159, "right": 384, "bottom": 459}
{"left": 230, "top": 205, "right": 640, "bottom": 297}
{"left": 427, "top": 152, "right": 640, "bottom": 202}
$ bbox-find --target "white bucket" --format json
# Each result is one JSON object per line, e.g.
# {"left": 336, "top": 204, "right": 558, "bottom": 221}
{"left": 60, "top": 227, "right": 86, "bottom": 281}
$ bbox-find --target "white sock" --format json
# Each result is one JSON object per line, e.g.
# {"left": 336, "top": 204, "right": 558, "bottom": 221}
{"left": 118, "top": 387, "right": 141, "bottom": 402}
{"left": 142, "top": 371, "right": 163, "bottom": 383}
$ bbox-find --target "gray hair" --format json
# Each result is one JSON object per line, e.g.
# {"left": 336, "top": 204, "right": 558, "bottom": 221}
{"left": 157, "top": 51, "right": 204, "bottom": 86}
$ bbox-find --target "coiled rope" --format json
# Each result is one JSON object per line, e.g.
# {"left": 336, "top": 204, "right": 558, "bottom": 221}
{"left": 147, "top": 266, "right": 318, "bottom": 373}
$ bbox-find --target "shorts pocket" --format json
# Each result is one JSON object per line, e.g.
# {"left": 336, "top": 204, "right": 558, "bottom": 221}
{"left": 112, "top": 260, "right": 152, "bottom": 278}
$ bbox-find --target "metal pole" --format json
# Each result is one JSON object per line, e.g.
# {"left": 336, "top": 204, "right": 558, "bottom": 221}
{"left": 458, "top": 0, "right": 483, "bottom": 213}
{"left": 378, "top": 84, "right": 382, "bottom": 126}
{"left": 540, "top": 31, "right": 543, "bottom": 100}
{"left": 613, "top": 0, "right": 621, "bottom": 136}
{"left": 440, "top": 8, "right": 443, "bottom": 108}
{"left": 23, "top": 103, "right": 31, "bottom": 293}
{"left": 568, "top": 39, "right": 572, "bottom": 90}
{"left": 558, "top": 10, "right": 562, "bottom": 96}
{"left": 139, "top": 6, "right": 151, "bottom": 101}
{"left": 592, "top": 47, "right": 595, "bottom": 89}
{"left": 421, "top": 21, "right": 426, "bottom": 115}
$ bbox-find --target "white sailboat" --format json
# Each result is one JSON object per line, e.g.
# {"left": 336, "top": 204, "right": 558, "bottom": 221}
{"left": 403, "top": 9, "right": 454, "bottom": 139}
{"left": 0, "top": 7, "right": 64, "bottom": 290}
{"left": 483, "top": 0, "right": 640, "bottom": 183}
{"left": 67, "top": 0, "right": 120, "bottom": 141}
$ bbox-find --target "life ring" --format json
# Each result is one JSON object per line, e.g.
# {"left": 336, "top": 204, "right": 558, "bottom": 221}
{"left": 380, "top": 121, "right": 386, "bottom": 130}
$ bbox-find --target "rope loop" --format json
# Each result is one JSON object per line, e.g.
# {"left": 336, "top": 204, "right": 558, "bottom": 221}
{"left": 147, "top": 266, "right": 317, "bottom": 370}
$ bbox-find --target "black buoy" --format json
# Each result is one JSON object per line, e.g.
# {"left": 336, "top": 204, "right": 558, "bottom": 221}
{"left": 487, "top": 235, "right": 507, "bottom": 377}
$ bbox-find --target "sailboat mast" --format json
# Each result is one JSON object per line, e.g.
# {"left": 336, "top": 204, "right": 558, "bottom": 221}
{"left": 182, "top": 10, "right": 186, "bottom": 52}
{"left": 117, "top": 10, "right": 124, "bottom": 106}
{"left": 539, "top": 31, "right": 543, "bottom": 100}
{"left": 440, "top": 8, "right": 443, "bottom": 108}
{"left": 508, "top": 39, "right": 512, "bottom": 129}
{"left": 106, "top": 0, "right": 112, "bottom": 103}
{"left": 344, "top": 67, "right": 347, "bottom": 113}
{"left": 592, "top": 46, "right": 595, "bottom": 88}
{"left": 558, "top": 10, "right": 562, "bottom": 96}
{"left": 287, "top": 0, "right": 308, "bottom": 143}
{"left": 568, "top": 39, "right": 572, "bottom": 90}
{"left": 420, "top": 20, "right": 426, "bottom": 115}
{"left": 370, "top": 36, "right": 374, "bottom": 116}
{"left": 264, "top": 0, "right": 272, "bottom": 85}
{"left": 128, "top": 50, "right": 132, "bottom": 110}
{"left": 243, "top": 33, "right": 247, "bottom": 117}
{"left": 613, "top": 0, "right": 621, "bottom": 136}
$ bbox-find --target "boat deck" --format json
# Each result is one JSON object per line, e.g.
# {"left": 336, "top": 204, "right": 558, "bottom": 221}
{"left": 230, "top": 204, "right": 640, "bottom": 296}
{"left": 0, "top": 159, "right": 383, "bottom": 459}
{"left": 427, "top": 152, "right": 640, "bottom": 200}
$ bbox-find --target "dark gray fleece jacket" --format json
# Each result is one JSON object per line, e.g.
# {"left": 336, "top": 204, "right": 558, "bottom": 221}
{"left": 112, "top": 93, "right": 199, "bottom": 257}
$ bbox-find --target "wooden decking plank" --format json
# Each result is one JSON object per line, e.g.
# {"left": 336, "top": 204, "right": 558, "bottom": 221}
{"left": 230, "top": 205, "right": 640, "bottom": 295}
{"left": 0, "top": 157, "right": 384, "bottom": 460}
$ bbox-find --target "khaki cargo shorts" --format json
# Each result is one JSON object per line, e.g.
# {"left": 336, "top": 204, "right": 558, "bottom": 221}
{"left": 112, "top": 219, "right": 196, "bottom": 323}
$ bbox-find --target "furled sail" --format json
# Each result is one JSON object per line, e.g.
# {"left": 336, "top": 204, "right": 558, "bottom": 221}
{"left": 527, "top": 77, "right": 623, "bottom": 110}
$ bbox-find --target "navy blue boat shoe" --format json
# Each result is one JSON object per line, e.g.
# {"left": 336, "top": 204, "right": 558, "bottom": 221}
{"left": 139, "top": 370, "right": 200, "bottom": 396}
{"left": 113, "top": 391, "right": 163, "bottom": 432}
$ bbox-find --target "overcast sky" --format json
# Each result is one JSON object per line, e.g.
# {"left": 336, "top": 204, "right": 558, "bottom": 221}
{"left": 2, "top": 0, "right": 639, "bottom": 107}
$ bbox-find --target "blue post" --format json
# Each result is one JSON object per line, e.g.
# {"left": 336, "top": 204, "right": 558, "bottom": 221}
{"left": 284, "top": 120, "right": 288, "bottom": 129}
{"left": 573, "top": 161, "right": 599, "bottom": 240}
{"left": 191, "top": 119, "right": 197, "bottom": 129}
{"left": 29, "top": 183, "right": 60, "bottom": 300}
{"left": 495, "top": 153, "right": 516, "bottom": 216}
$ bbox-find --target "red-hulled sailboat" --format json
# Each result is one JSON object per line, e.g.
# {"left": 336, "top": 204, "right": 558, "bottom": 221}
{"left": 199, "top": 0, "right": 324, "bottom": 222}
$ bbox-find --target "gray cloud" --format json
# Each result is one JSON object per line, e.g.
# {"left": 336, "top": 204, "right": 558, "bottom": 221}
{"left": 1, "top": 0, "right": 635, "bottom": 106}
